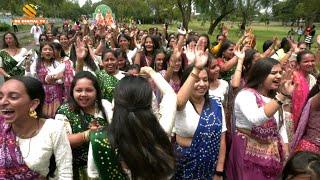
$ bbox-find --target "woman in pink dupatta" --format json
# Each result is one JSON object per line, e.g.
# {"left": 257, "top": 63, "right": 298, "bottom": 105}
{"left": 291, "top": 50, "right": 316, "bottom": 131}
{"left": 291, "top": 76, "right": 320, "bottom": 154}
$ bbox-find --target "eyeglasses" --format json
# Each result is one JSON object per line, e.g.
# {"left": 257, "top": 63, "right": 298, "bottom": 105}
{"left": 40, "top": 39, "right": 47, "bottom": 41}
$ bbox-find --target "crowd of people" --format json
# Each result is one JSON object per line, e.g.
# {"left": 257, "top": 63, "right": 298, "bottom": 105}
{"left": 0, "top": 19, "right": 320, "bottom": 180}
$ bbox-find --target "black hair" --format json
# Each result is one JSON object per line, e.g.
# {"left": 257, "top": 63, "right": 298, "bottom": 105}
{"left": 2, "top": 32, "right": 20, "bottom": 49}
{"left": 296, "top": 50, "right": 314, "bottom": 64}
{"left": 282, "top": 151, "right": 320, "bottom": 180}
{"left": 262, "top": 40, "right": 273, "bottom": 52}
{"left": 11, "top": 76, "right": 45, "bottom": 118}
{"left": 199, "top": 34, "right": 211, "bottom": 50}
{"left": 52, "top": 42, "right": 67, "bottom": 58}
{"left": 102, "top": 49, "right": 118, "bottom": 61}
{"left": 308, "top": 75, "right": 320, "bottom": 100}
{"left": 115, "top": 49, "right": 130, "bottom": 71}
{"left": 280, "top": 37, "right": 290, "bottom": 53}
{"left": 181, "top": 65, "right": 210, "bottom": 107}
{"left": 108, "top": 76, "right": 175, "bottom": 179}
{"left": 36, "top": 42, "right": 56, "bottom": 72}
{"left": 243, "top": 49, "right": 259, "bottom": 79}
{"left": 68, "top": 71, "right": 107, "bottom": 121}
{"left": 39, "top": 34, "right": 48, "bottom": 43}
{"left": 246, "top": 58, "right": 280, "bottom": 97}
{"left": 154, "top": 49, "right": 168, "bottom": 71}
{"left": 216, "top": 40, "right": 234, "bottom": 58}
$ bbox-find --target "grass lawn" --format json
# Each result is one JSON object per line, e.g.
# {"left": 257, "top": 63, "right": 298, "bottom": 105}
{"left": 138, "top": 20, "right": 320, "bottom": 52}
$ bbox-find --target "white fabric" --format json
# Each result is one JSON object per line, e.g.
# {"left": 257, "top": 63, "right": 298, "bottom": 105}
{"left": 308, "top": 74, "right": 316, "bottom": 90}
{"left": 30, "top": 25, "right": 42, "bottom": 45}
{"left": 127, "top": 48, "right": 137, "bottom": 65}
{"left": 234, "top": 89, "right": 288, "bottom": 143}
{"left": 87, "top": 72, "right": 177, "bottom": 178}
{"left": 208, "top": 79, "right": 229, "bottom": 104}
{"left": 113, "top": 70, "right": 125, "bottom": 80}
{"left": 25, "top": 59, "right": 65, "bottom": 84}
{"left": 13, "top": 48, "right": 28, "bottom": 64}
{"left": 17, "top": 119, "right": 73, "bottom": 179}
{"left": 175, "top": 98, "right": 227, "bottom": 138}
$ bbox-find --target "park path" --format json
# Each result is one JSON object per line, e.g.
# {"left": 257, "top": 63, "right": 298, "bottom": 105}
{"left": 0, "top": 30, "right": 35, "bottom": 50}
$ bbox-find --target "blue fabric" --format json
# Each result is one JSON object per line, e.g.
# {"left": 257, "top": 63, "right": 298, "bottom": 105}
{"left": 174, "top": 97, "right": 223, "bottom": 180}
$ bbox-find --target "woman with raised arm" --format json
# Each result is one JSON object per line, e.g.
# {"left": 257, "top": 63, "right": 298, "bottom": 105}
{"left": 226, "top": 58, "right": 295, "bottom": 180}
{"left": 174, "top": 48, "right": 227, "bottom": 179}
{"left": 87, "top": 67, "right": 177, "bottom": 179}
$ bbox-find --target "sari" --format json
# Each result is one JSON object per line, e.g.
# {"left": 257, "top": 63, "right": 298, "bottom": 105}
{"left": 174, "top": 97, "right": 223, "bottom": 179}
{"left": 56, "top": 103, "right": 108, "bottom": 180}
{"left": 227, "top": 88, "right": 285, "bottom": 180}
{"left": 0, "top": 50, "right": 25, "bottom": 77}
{"left": 90, "top": 130, "right": 127, "bottom": 180}
{"left": 291, "top": 98, "right": 320, "bottom": 154}
{"left": 0, "top": 116, "right": 40, "bottom": 179}
{"left": 96, "top": 70, "right": 119, "bottom": 102}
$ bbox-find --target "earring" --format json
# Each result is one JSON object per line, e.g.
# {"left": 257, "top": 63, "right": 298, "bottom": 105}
{"left": 29, "top": 109, "right": 38, "bottom": 119}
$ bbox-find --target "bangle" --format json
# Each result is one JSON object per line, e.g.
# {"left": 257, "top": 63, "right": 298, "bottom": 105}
{"left": 215, "top": 171, "right": 224, "bottom": 177}
{"left": 190, "top": 72, "right": 200, "bottom": 81}
{"left": 235, "top": 69, "right": 242, "bottom": 73}
{"left": 83, "top": 130, "right": 90, "bottom": 142}
{"left": 273, "top": 97, "right": 283, "bottom": 106}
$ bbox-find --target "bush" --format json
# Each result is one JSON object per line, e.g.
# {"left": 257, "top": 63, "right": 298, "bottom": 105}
{"left": 0, "top": 23, "right": 11, "bottom": 32}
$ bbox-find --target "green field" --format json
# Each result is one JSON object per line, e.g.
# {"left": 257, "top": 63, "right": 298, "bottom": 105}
{"left": 138, "top": 21, "right": 320, "bottom": 52}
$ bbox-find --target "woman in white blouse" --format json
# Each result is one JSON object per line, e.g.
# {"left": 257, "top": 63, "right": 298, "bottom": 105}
{"left": 174, "top": 49, "right": 227, "bottom": 179}
{"left": 25, "top": 42, "right": 66, "bottom": 118}
{"left": 0, "top": 76, "right": 72, "bottom": 179}
{"left": 226, "top": 58, "right": 295, "bottom": 180}
{"left": 87, "top": 66, "right": 177, "bottom": 179}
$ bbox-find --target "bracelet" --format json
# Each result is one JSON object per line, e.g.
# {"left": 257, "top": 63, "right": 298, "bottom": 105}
{"left": 274, "top": 93, "right": 285, "bottom": 106}
{"left": 83, "top": 130, "right": 90, "bottom": 142}
{"left": 235, "top": 69, "right": 242, "bottom": 73}
{"left": 215, "top": 170, "right": 224, "bottom": 177}
{"left": 190, "top": 72, "right": 200, "bottom": 81}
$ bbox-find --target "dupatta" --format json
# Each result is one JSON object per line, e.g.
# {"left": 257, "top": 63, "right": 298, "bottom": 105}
{"left": 174, "top": 97, "right": 223, "bottom": 179}
{"left": 0, "top": 117, "right": 40, "bottom": 179}
{"left": 0, "top": 50, "right": 25, "bottom": 77}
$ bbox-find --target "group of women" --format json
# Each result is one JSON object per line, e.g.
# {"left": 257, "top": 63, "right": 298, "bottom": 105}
{"left": 0, "top": 22, "right": 319, "bottom": 180}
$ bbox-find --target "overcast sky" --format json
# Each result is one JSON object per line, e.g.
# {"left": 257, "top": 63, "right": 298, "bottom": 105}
{"left": 78, "top": 0, "right": 101, "bottom": 7}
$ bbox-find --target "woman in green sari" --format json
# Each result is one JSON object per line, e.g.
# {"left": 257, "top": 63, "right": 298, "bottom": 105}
{"left": 0, "top": 32, "right": 27, "bottom": 79}
{"left": 55, "top": 71, "right": 112, "bottom": 180}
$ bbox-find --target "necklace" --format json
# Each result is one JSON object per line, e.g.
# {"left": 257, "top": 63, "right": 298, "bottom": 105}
{"left": 16, "top": 119, "right": 40, "bottom": 159}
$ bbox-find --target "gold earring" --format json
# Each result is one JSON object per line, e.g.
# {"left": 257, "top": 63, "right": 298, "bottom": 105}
{"left": 29, "top": 109, "right": 38, "bottom": 119}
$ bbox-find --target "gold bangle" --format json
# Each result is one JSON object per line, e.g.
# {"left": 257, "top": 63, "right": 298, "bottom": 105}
{"left": 190, "top": 72, "right": 200, "bottom": 81}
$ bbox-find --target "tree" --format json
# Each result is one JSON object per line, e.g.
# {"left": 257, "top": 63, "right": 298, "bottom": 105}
{"left": 176, "top": 0, "right": 192, "bottom": 31}
{"left": 196, "top": 0, "right": 235, "bottom": 35}
{"left": 237, "top": 0, "right": 278, "bottom": 30}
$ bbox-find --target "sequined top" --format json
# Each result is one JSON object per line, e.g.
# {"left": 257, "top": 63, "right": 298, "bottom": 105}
{"left": 88, "top": 130, "right": 127, "bottom": 179}
{"left": 55, "top": 100, "right": 112, "bottom": 168}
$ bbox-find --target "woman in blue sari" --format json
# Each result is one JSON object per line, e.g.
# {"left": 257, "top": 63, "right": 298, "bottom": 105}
{"left": 174, "top": 50, "right": 227, "bottom": 179}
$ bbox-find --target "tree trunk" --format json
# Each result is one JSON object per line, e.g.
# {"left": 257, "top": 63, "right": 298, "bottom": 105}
{"left": 240, "top": 16, "right": 247, "bottom": 31}
{"left": 208, "top": 8, "right": 234, "bottom": 35}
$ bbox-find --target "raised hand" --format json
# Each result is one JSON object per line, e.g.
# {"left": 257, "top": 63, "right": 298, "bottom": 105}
{"left": 75, "top": 38, "right": 88, "bottom": 60}
{"left": 185, "top": 44, "right": 196, "bottom": 64}
{"left": 194, "top": 49, "right": 209, "bottom": 69}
